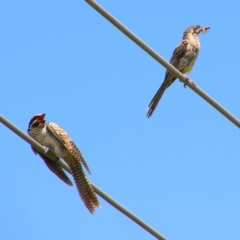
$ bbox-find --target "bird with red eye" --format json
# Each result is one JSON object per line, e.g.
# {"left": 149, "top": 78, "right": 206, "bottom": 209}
{"left": 28, "top": 113, "right": 100, "bottom": 213}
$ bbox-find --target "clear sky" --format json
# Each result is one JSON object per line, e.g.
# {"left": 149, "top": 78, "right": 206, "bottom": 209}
{"left": 1, "top": 1, "right": 240, "bottom": 240}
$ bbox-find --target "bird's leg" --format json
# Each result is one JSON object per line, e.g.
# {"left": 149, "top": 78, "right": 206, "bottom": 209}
{"left": 183, "top": 74, "right": 195, "bottom": 88}
{"left": 43, "top": 146, "right": 49, "bottom": 154}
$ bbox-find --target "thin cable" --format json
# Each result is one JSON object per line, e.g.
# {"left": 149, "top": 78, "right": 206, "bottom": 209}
{"left": 92, "top": 184, "right": 167, "bottom": 240}
{"left": 0, "top": 114, "right": 70, "bottom": 172}
{"left": 0, "top": 114, "right": 167, "bottom": 240}
{"left": 85, "top": 0, "right": 240, "bottom": 128}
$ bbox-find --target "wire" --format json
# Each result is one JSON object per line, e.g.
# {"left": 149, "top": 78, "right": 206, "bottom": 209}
{"left": 85, "top": 0, "right": 240, "bottom": 128}
{"left": 0, "top": 114, "right": 167, "bottom": 240}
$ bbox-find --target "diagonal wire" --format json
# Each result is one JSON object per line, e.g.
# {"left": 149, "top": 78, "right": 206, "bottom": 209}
{"left": 85, "top": 0, "right": 240, "bottom": 128}
{"left": 0, "top": 114, "right": 167, "bottom": 240}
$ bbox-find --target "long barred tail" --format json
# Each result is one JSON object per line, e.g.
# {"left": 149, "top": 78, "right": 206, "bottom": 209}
{"left": 69, "top": 161, "right": 100, "bottom": 213}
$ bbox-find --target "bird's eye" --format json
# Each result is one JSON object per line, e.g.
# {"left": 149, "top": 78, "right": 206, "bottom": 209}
{"left": 32, "top": 121, "right": 39, "bottom": 128}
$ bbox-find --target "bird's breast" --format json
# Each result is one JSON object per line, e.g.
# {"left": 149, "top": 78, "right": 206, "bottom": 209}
{"left": 44, "top": 137, "right": 68, "bottom": 158}
{"left": 29, "top": 128, "right": 67, "bottom": 158}
{"left": 184, "top": 64, "right": 193, "bottom": 73}
{"left": 181, "top": 45, "right": 199, "bottom": 73}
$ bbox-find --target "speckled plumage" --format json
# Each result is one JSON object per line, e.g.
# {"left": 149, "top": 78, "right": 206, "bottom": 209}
{"left": 147, "top": 25, "right": 210, "bottom": 118}
{"left": 47, "top": 122, "right": 91, "bottom": 174}
{"left": 28, "top": 114, "right": 100, "bottom": 213}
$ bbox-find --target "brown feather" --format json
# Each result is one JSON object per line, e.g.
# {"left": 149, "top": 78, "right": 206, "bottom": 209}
{"left": 47, "top": 122, "right": 91, "bottom": 174}
{"left": 147, "top": 25, "right": 209, "bottom": 117}
{"left": 46, "top": 122, "right": 100, "bottom": 213}
{"left": 69, "top": 160, "right": 100, "bottom": 213}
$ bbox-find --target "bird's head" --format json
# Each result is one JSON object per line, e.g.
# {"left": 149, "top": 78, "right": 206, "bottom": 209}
{"left": 28, "top": 113, "right": 46, "bottom": 131}
{"left": 183, "top": 25, "right": 210, "bottom": 39}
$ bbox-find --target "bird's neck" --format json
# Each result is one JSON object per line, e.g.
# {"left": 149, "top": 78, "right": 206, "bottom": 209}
{"left": 183, "top": 33, "right": 200, "bottom": 48}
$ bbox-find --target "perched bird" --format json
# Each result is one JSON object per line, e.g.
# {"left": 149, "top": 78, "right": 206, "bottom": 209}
{"left": 147, "top": 25, "right": 210, "bottom": 118}
{"left": 28, "top": 113, "right": 100, "bottom": 213}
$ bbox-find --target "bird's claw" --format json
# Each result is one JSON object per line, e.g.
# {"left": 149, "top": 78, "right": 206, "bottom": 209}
{"left": 183, "top": 76, "right": 195, "bottom": 88}
{"left": 43, "top": 147, "right": 49, "bottom": 154}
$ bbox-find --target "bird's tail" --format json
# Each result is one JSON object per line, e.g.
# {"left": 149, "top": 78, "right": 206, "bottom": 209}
{"left": 147, "top": 81, "right": 169, "bottom": 118}
{"left": 69, "top": 161, "right": 100, "bottom": 213}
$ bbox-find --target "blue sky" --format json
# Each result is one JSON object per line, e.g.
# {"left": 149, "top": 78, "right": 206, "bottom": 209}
{"left": 1, "top": 0, "right": 240, "bottom": 239}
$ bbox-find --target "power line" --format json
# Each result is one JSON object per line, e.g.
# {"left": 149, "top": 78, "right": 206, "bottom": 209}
{"left": 0, "top": 114, "right": 167, "bottom": 240}
{"left": 85, "top": 0, "right": 240, "bottom": 128}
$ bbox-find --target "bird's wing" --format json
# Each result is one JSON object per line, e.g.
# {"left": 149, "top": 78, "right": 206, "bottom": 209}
{"left": 169, "top": 40, "right": 189, "bottom": 71}
{"left": 31, "top": 147, "right": 73, "bottom": 186}
{"left": 46, "top": 123, "right": 99, "bottom": 213}
{"left": 47, "top": 122, "right": 91, "bottom": 174}
{"left": 162, "top": 40, "right": 189, "bottom": 81}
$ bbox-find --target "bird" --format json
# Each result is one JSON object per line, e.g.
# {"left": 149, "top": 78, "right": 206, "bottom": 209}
{"left": 147, "top": 25, "right": 210, "bottom": 118}
{"left": 28, "top": 113, "right": 100, "bottom": 213}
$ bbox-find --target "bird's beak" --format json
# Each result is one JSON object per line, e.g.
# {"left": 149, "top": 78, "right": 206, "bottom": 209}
{"left": 196, "top": 26, "right": 210, "bottom": 34}
{"left": 37, "top": 113, "right": 46, "bottom": 122}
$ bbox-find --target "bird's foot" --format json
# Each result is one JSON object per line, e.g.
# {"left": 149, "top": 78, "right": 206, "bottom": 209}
{"left": 43, "top": 147, "right": 49, "bottom": 154}
{"left": 183, "top": 75, "right": 195, "bottom": 88}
